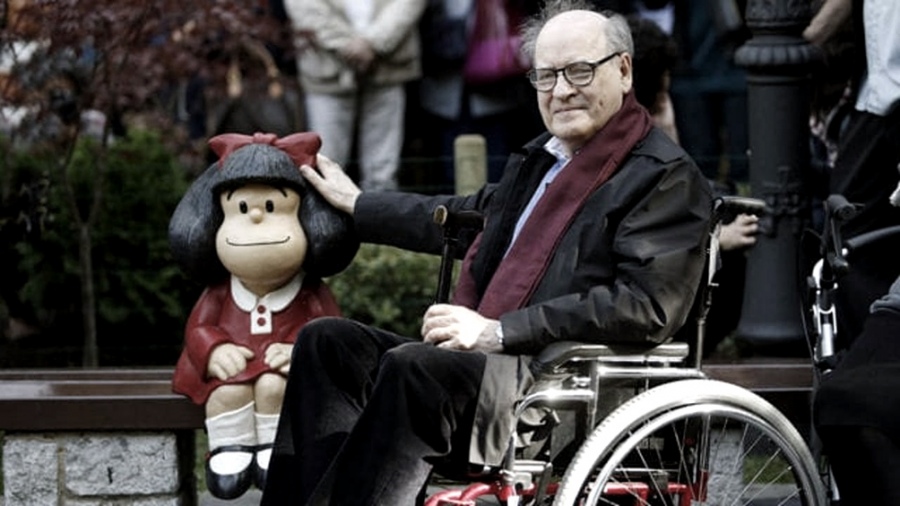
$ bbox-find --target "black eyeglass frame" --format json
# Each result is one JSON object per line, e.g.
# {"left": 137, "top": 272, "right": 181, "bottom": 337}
{"left": 527, "top": 51, "right": 622, "bottom": 92}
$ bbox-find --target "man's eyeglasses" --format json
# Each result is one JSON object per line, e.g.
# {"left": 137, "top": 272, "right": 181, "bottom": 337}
{"left": 527, "top": 52, "right": 621, "bottom": 92}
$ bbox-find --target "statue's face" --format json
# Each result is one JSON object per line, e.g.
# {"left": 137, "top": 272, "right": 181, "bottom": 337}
{"left": 215, "top": 183, "right": 307, "bottom": 291}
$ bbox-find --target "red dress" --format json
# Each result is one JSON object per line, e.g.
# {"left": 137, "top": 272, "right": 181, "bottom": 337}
{"left": 172, "top": 274, "right": 341, "bottom": 404}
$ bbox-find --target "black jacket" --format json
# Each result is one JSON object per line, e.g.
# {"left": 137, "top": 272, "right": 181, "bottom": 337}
{"left": 354, "top": 127, "right": 711, "bottom": 465}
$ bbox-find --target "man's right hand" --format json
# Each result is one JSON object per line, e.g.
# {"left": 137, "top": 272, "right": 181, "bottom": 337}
{"left": 299, "top": 154, "right": 362, "bottom": 215}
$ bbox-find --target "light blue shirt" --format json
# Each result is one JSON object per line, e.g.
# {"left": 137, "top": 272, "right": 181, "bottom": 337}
{"left": 855, "top": 0, "right": 900, "bottom": 116}
{"left": 506, "top": 137, "right": 571, "bottom": 256}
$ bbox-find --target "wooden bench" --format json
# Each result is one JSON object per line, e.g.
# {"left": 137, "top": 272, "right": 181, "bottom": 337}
{"left": 702, "top": 356, "right": 814, "bottom": 393}
{"left": 0, "top": 359, "right": 813, "bottom": 432}
{"left": 0, "top": 368, "right": 204, "bottom": 432}
{"left": 0, "top": 368, "right": 204, "bottom": 505}
{"left": 0, "top": 358, "right": 813, "bottom": 434}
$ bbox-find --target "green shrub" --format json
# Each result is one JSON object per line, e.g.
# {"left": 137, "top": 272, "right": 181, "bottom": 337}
{"left": 326, "top": 244, "right": 448, "bottom": 337}
{"left": 1, "top": 130, "right": 200, "bottom": 366}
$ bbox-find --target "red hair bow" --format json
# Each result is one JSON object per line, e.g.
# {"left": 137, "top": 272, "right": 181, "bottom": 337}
{"left": 209, "top": 132, "right": 322, "bottom": 169}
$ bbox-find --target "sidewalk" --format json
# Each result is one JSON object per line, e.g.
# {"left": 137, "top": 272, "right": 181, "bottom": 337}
{"left": 200, "top": 490, "right": 262, "bottom": 506}
{"left": 197, "top": 482, "right": 499, "bottom": 505}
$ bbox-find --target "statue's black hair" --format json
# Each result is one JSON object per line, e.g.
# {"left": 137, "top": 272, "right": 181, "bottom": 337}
{"left": 169, "top": 143, "right": 359, "bottom": 285}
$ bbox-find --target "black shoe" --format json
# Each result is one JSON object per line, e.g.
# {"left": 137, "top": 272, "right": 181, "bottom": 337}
{"left": 252, "top": 442, "right": 274, "bottom": 490}
{"left": 205, "top": 444, "right": 254, "bottom": 500}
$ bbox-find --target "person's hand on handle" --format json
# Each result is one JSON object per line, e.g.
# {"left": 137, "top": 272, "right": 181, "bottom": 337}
{"left": 421, "top": 304, "right": 503, "bottom": 353}
{"left": 299, "top": 154, "right": 362, "bottom": 215}
{"left": 718, "top": 213, "right": 759, "bottom": 251}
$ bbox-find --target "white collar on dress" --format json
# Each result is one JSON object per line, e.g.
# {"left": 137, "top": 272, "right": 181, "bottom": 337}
{"left": 230, "top": 273, "right": 304, "bottom": 312}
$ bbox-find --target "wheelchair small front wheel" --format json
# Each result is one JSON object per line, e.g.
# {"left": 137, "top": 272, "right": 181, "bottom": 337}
{"left": 553, "top": 379, "right": 826, "bottom": 505}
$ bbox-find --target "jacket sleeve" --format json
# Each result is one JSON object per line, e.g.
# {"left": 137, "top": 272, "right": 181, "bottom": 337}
{"left": 353, "top": 187, "right": 495, "bottom": 256}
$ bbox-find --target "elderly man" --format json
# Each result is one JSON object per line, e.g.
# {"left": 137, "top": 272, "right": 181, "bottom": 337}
{"left": 261, "top": 1, "right": 711, "bottom": 504}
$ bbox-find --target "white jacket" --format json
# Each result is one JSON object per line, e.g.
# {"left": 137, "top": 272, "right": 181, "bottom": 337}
{"left": 286, "top": 0, "right": 426, "bottom": 94}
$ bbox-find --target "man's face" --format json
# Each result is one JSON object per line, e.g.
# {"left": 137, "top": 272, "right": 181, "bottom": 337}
{"left": 534, "top": 11, "right": 632, "bottom": 155}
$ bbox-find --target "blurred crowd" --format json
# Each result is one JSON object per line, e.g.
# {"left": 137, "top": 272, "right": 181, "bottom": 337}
{"left": 266, "top": 0, "right": 755, "bottom": 194}
{"left": 2, "top": 0, "right": 857, "bottom": 195}
{"left": 169, "top": 0, "right": 764, "bottom": 194}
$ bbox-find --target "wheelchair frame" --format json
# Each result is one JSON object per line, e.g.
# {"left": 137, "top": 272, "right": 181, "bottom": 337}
{"left": 425, "top": 196, "right": 828, "bottom": 506}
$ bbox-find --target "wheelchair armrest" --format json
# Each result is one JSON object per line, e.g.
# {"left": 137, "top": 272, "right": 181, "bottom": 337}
{"left": 533, "top": 341, "right": 690, "bottom": 375}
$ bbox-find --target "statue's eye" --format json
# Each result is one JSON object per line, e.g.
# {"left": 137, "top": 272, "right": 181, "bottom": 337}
{"left": 239, "top": 201, "right": 248, "bottom": 213}
{"left": 265, "top": 200, "right": 274, "bottom": 212}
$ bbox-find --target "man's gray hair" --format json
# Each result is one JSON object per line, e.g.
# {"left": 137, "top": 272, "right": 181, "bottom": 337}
{"left": 520, "top": 1, "right": 634, "bottom": 62}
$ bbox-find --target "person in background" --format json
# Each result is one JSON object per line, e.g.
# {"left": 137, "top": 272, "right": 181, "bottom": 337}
{"left": 414, "top": 0, "right": 542, "bottom": 191}
{"left": 813, "top": 181, "right": 900, "bottom": 503}
{"left": 284, "top": 0, "right": 426, "bottom": 191}
{"left": 668, "top": 0, "right": 750, "bottom": 185}
{"left": 629, "top": 14, "right": 758, "bottom": 356}
{"left": 260, "top": 2, "right": 711, "bottom": 503}
{"left": 804, "top": 0, "right": 900, "bottom": 348}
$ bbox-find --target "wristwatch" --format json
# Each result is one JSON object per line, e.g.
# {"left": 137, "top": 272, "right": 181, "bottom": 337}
{"left": 495, "top": 324, "right": 505, "bottom": 348}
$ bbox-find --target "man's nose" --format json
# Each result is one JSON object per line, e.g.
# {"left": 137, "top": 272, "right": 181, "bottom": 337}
{"left": 249, "top": 207, "right": 265, "bottom": 223}
{"left": 552, "top": 76, "right": 577, "bottom": 96}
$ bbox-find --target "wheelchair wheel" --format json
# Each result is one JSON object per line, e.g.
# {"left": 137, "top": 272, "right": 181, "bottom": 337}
{"left": 552, "top": 379, "right": 826, "bottom": 505}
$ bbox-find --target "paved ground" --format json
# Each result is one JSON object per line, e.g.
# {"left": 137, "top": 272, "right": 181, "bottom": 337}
{"left": 197, "top": 482, "right": 490, "bottom": 505}
{"left": 197, "top": 487, "right": 803, "bottom": 505}
{"left": 199, "top": 489, "right": 262, "bottom": 505}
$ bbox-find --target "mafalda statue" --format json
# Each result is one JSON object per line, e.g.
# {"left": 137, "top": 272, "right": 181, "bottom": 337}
{"left": 168, "top": 132, "right": 358, "bottom": 499}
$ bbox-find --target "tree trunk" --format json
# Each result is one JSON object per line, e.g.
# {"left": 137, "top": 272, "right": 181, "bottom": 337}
{"left": 78, "top": 222, "right": 98, "bottom": 367}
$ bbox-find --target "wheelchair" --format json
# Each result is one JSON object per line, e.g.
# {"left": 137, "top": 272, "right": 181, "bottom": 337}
{"left": 425, "top": 196, "right": 827, "bottom": 506}
{"left": 804, "top": 194, "right": 900, "bottom": 505}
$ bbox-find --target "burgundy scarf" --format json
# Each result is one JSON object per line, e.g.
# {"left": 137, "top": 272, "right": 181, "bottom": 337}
{"left": 452, "top": 92, "right": 652, "bottom": 318}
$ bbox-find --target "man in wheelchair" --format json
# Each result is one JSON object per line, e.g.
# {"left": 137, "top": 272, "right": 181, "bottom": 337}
{"left": 261, "top": 1, "right": 711, "bottom": 503}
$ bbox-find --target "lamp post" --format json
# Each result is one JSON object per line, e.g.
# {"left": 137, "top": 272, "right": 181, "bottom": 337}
{"left": 734, "top": 0, "right": 821, "bottom": 354}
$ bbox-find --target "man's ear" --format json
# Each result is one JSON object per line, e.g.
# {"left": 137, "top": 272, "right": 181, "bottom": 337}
{"left": 619, "top": 52, "right": 634, "bottom": 93}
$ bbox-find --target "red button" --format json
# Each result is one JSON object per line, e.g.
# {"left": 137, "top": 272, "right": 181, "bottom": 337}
{"left": 257, "top": 305, "right": 266, "bottom": 313}
{"left": 257, "top": 317, "right": 266, "bottom": 326}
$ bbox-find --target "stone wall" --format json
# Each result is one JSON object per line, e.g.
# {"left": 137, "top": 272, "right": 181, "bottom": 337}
{"left": 2, "top": 431, "right": 197, "bottom": 506}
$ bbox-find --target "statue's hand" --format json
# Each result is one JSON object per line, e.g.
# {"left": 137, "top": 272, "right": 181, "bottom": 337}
{"left": 265, "top": 342, "right": 293, "bottom": 374}
{"left": 207, "top": 343, "right": 255, "bottom": 381}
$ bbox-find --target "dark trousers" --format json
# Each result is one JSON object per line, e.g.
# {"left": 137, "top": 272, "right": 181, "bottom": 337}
{"left": 818, "top": 426, "right": 900, "bottom": 505}
{"left": 261, "top": 317, "right": 486, "bottom": 505}
{"left": 814, "top": 309, "right": 900, "bottom": 505}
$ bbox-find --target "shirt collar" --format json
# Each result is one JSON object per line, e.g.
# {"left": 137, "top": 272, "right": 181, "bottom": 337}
{"left": 231, "top": 273, "right": 304, "bottom": 312}
{"left": 543, "top": 136, "right": 571, "bottom": 165}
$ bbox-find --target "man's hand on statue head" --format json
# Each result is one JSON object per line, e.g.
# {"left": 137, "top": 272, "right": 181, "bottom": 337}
{"left": 421, "top": 304, "right": 503, "bottom": 353}
{"left": 299, "top": 154, "right": 361, "bottom": 215}
{"left": 264, "top": 342, "right": 293, "bottom": 374}
{"left": 208, "top": 343, "right": 255, "bottom": 381}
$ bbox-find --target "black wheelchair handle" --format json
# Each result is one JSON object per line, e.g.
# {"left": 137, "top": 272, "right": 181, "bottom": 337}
{"left": 717, "top": 195, "right": 768, "bottom": 216}
{"left": 433, "top": 205, "right": 485, "bottom": 232}
{"left": 821, "top": 194, "right": 861, "bottom": 277}
{"left": 824, "top": 194, "right": 858, "bottom": 222}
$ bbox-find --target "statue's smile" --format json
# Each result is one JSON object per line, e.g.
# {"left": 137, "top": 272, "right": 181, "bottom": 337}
{"left": 226, "top": 236, "right": 290, "bottom": 246}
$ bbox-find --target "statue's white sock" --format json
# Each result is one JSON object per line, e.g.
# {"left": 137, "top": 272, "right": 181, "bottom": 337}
{"left": 254, "top": 412, "right": 279, "bottom": 469}
{"left": 206, "top": 402, "right": 256, "bottom": 474}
